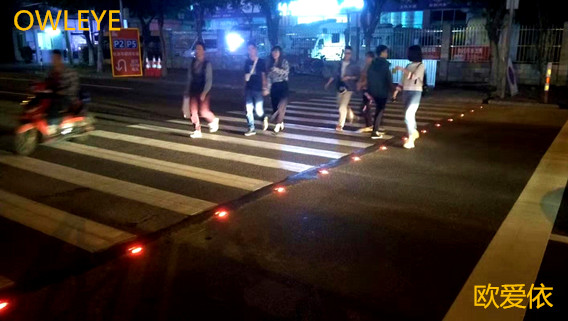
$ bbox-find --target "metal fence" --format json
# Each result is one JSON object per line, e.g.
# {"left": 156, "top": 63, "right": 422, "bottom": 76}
{"left": 513, "top": 26, "right": 563, "bottom": 63}
{"left": 450, "top": 25, "right": 565, "bottom": 64}
{"left": 450, "top": 26, "right": 490, "bottom": 62}
{"left": 389, "top": 28, "right": 443, "bottom": 60}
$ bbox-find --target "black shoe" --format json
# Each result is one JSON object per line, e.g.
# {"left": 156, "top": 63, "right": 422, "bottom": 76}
{"left": 244, "top": 129, "right": 257, "bottom": 136}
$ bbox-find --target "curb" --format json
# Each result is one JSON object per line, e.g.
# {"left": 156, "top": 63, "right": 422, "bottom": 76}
{"left": 486, "top": 99, "right": 560, "bottom": 108}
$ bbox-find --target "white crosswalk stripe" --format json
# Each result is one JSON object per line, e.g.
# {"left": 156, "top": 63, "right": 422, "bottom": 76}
{"left": 0, "top": 94, "right": 468, "bottom": 283}
{"left": 167, "top": 118, "right": 395, "bottom": 138}
{"left": 284, "top": 107, "right": 444, "bottom": 121}
{"left": 226, "top": 111, "right": 428, "bottom": 127}
{"left": 89, "top": 130, "right": 313, "bottom": 172}
{"left": 288, "top": 102, "right": 454, "bottom": 117}
{"left": 50, "top": 141, "right": 271, "bottom": 191}
{"left": 0, "top": 153, "right": 217, "bottom": 215}
{"left": 0, "top": 189, "right": 136, "bottom": 252}
{"left": 127, "top": 123, "right": 347, "bottom": 159}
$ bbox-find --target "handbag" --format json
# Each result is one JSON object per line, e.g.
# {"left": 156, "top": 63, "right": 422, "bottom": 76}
{"left": 413, "top": 62, "right": 429, "bottom": 96}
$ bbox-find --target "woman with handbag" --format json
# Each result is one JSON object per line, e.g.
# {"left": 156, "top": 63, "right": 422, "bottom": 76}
{"left": 393, "top": 45, "right": 425, "bottom": 149}
{"left": 267, "top": 46, "right": 290, "bottom": 133}
{"left": 182, "top": 41, "right": 219, "bottom": 139}
{"left": 324, "top": 46, "right": 359, "bottom": 131}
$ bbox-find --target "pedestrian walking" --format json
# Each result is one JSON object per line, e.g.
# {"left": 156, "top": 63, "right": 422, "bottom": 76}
{"left": 357, "top": 51, "right": 376, "bottom": 133}
{"left": 182, "top": 41, "right": 219, "bottom": 138}
{"left": 393, "top": 45, "right": 425, "bottom": 149}
{"left": 324, "top": 46, "right": 360, "bottom": 131}
{"left": 267, "top": 46, "right": 289, "bottom": 133}
{"left": 243, "top": 42, "right": 269, "bottom": 136}
{"left": 366, "top": 45, "right": 393, "bottom": 140}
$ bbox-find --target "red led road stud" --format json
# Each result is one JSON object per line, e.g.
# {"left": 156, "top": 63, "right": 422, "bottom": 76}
{"left": 127, "top": 246, "right": 143, "bottom": 256}
{"left": 318, "top": 169, "right": 329, "bottom": 175}
{"left": 480, "top": 106, "right": 484, "bottom": 109}
{"left": 274, "top": 186, "right": 286, "bottom": 193}
{"left": 447, "top": 118, "right": 454, "bottom": 122}
{"left": 460, "top": 114, "right": 465, "bottom": 117}
{"left": 351, "top": 156, "right": 361, "bottom": 161}
{"left": 0, "top": 300, "right": 9, "bottom": 312}
{"left": 421, "top": 129, "right": 427, "bottom": 134}
{"left": 215, "top": 210, "right": 228, "bottom": 218}
{"left": 470, "top": 109, "right": 475, "bottom": 113}
{"left": 402, "top": 136, "right": 408, "bottom": 141}
{"left": 379, "top": 145, "right": 388, "bottom": 151}
{"left": 435, "top": 123, "right": 441, "bottom": 127}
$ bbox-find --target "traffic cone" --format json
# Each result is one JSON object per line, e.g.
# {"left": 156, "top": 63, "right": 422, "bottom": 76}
{"left": 145, "top": 57, "right": 151, "bottom": 77}
{"left": 151, "top": 57, "right": 157, "bottom": 77}
{"left": 156, "top": 57, "right": 162, "bottom": 77}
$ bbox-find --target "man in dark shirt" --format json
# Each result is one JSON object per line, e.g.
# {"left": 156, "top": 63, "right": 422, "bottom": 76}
{"left": 243, "top": 42, "right": 268, "bottom": 136}
{"left": 366, "top": 45, "right": 393, "bottom": 139}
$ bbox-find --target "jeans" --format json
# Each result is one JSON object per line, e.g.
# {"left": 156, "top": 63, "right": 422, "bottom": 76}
{"left": 189, "top": 93, "right": 215, "bottom": 131}
{"left": 270, "top": 81, "right": 288, "bottom": 124}
{"left": 337, "top": 90, "right": 353, "bottom": 128}
{"left": 245, "top": 89, "right": 264, "bottom": 130}
{"left": 403, "top": 91, "right": 422, "bottom": 136}
{"left": 372, "top": 96, "right": 388, "bottom": 133}
{"left": 360, "top": 92, "right": 373, "bottom": 127}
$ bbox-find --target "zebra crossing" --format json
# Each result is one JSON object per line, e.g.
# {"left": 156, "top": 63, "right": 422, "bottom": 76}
{"left": 0, "top": 94, "right": 471, "bottom": 291}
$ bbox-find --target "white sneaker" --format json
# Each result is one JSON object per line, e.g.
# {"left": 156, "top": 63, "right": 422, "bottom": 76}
{"left": 190, "top": 130, "right": 202, "bottom": 138}
{"left": 403, "top": 139, "right": 415, "bottom": 149}
{"left": 209, "top": 118, "right": 219, "bottom": 133}
{"left": 281, "top": 122, "right": 284, "bottom": 130}
{"left": 262, "top": 116, "right": 269, "bottom": 131}
{"left": 274, "top": 123, "right": 282, "bottom": 133}
{"left": 411, "top": 130, "right": 420, "bottom": 140}
{"left": 357, "top": 126, "right": 373, "bottom": 133}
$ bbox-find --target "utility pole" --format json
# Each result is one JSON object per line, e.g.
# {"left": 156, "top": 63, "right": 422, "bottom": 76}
{"left": 500, "top": 0, "right": 517, "bottom": 98}
{"left": 119, "top": 0, "right": 124, "bottom": 28}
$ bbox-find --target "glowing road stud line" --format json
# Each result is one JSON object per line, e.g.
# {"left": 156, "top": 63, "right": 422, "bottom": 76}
{"left": 448, "top": 118, "right": 454, "bottom": 122}
{"left": 435, "top": 123, "right": 441, "bottom": 127}
{"left": 128, "top": 246, "right": 143, "bottom": 256}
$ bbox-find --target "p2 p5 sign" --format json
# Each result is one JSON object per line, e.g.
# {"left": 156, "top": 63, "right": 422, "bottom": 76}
{"left": 110, "top": 28, "right": 142, "bottom": 77}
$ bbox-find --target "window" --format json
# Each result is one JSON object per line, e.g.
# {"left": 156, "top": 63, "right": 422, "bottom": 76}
{"left": 332, "top": 33, "right": 340, "bottom": 43}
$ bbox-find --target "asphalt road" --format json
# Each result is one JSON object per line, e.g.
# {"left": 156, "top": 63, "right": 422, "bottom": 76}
{"left": 0, "top": 72, "right": 567, "bottom": 320}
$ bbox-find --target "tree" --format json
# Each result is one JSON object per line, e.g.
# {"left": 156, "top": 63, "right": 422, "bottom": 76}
{"left": 124, "top": 0, "right": 156, "bottom": 67}
{"left": 468, "top": 1, "right": 507, "bottom": 94}
{"left": 46, "top": 0, "right": 116, "bottom": 71}
{"left": 360, "top": 0, "right": 387, "bottom": 51}
{"left": 244, "top": 0, "right": 288, "bottom": 47}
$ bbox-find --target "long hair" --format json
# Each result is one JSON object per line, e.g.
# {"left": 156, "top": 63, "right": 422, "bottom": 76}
{"left": 407, "top": 45, "right": 423, "bottom": 63}
{"left": 269, "top": 46, "right": 284, "bottom": 69}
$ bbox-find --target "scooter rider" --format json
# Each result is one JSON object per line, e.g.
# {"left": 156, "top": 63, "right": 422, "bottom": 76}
{"left": 45, "top": 49, "right": 80, "bottom": 134}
